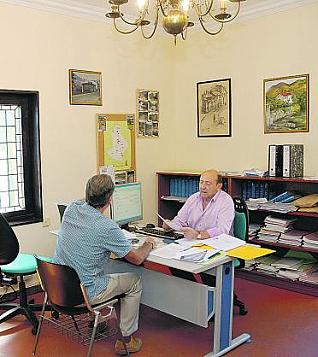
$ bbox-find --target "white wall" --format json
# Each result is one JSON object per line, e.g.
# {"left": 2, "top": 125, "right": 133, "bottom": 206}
{"left": 173, "top": 3, "right": 318, "bottom": 174}
{"left": 1, "top": 2, "right": 318, "bottom": 256}
{"left": 0, "top": 3, "right": 177, "bottom": 255}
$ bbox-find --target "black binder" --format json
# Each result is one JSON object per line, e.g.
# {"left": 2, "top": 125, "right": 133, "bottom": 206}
{"left": 268, "top": 145, "right": 284, "bottom": 177}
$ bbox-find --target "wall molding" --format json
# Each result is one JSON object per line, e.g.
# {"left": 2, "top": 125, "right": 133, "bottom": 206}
{"left": 1, "top": 0, "right": 317, "bottom": 23}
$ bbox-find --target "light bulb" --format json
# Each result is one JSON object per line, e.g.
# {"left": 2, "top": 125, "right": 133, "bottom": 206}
{"left": 181, "top": 0, "right": 190, "bottom": 12}
{"left": 137, "top": 0, "right": 147, "bottom": 11}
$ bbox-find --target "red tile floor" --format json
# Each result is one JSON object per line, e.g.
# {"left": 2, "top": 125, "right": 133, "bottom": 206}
{"left": 1, "top": 278, "right": 318, "bottom": 357}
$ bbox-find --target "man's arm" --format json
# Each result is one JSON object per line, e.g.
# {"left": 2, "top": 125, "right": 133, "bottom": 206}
{"left": 124, "top": 237, "right": 156, "bottom": 265}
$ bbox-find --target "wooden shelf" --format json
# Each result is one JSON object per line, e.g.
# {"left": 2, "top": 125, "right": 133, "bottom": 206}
{"left": 249, "top": 238, "right": 318, "bottom": 254}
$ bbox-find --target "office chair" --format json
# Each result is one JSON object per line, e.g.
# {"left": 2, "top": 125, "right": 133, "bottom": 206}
{"left": 33, "top": 258, "right": 129, "bottom": 357}
{"left": 0, "top": 213, "right": 50, "bottom": 333}
{"left": 57, "top": 203, "right": 67, "bottom": 222}
{"left": 233, "top": 196, "right": 249, "bottom": 316}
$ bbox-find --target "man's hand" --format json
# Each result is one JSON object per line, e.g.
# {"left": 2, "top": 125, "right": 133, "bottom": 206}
{"left": 145, "top": 237, "right": 156, "bottom": 249}
{"left": 162, "top": 220, "right": 173, "bottom": 231}
{"left": 180, "top": 227, "right": 198, "bottom": 239}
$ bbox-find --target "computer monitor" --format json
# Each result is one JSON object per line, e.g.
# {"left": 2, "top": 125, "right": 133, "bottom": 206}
{"left": 111, "top": 182, "right": 143, "bottom": 227}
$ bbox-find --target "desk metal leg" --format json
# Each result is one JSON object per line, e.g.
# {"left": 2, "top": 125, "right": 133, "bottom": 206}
{"left": 204, "top": 261, "right": 251, "bottom": 357}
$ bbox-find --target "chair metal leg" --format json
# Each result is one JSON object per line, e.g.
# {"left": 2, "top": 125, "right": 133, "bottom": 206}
{"left": 87, "top": 312, "right": 99, "bottom": 357}
{"left": 32, "top": 294, "right": 48, "bottom": 355}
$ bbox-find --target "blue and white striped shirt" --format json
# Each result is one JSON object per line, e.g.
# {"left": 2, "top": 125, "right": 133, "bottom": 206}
{"left": 53, "top": 201, "right": 132, "bottom": 300}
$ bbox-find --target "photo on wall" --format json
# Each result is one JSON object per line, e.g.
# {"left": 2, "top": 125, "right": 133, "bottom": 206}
{"left": 263, "top": 74, "right": 309, "bottom": 133}
{"left": 69, "top": 69, "right": 102, "bottom": 105}
{"left": 197, "top": 78, "right": 231, "bottom": 137}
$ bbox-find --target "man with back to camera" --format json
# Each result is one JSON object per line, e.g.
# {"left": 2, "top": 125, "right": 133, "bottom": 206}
{"left": 163, "top": 169, "right": 235, "bottom": 284}
{"left": 163, "top": 169, "right": 235, "bottom": 239}
{"left": 53, "top": 174, "right": 156, "bottom": 355}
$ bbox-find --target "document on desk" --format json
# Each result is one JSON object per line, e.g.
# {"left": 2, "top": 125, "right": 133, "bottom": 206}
{"left": 176, "top": 234, "right": 245, "bottom": 252}
{"left": 149, "top": 243, "right": 184, "bottom": 259}
{"left": 150, "top": 243, "right": 220, "bottom": 263}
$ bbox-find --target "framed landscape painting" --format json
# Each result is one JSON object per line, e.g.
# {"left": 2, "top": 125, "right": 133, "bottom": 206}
{"left": 264, "top": 74, "right": 309, "bottom": 133}
{"left": 197, "top": 78, "right": 231, "bottom": 137}
{"left": 69, "top": 69, "right": 102, "bottom": 105}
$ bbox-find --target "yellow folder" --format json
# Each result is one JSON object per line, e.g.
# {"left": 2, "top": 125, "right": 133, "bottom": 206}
{"left": 226, "top": 245, "right": 275, "bottom": 260}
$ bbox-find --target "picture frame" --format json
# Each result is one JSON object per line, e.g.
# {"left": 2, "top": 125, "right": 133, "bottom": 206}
{"left": 136, "top": 89, "right": 159, "bottom": 138}
{"left": 263, "top": 74, "right": 309, "bottom": 133}
{"left": 197, "top": 78, "right": 231, "bottom": 137}
{"left": 96, "top": 113, "right": 136, "bottom": 178}
{"left": 69, "top": 69, "right": 102, "bottom": 105}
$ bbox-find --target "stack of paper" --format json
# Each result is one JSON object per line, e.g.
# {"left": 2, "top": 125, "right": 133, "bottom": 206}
{"left": 278, "top": 229, "right": 308, "bottom": 246}
{"left": 255, "top": 255, "right": 280, "bottom": 275}
{"left": 277, "top": 262, "right": 317, "bottom": 281}
{"left": 299, "top": 264, "right": 318, "bottom": 284}
{"left": 302, "top": 232, "right": 318, "bottom": 249}
{"left": 271, "top": 257, "right": 304, "bottom": 270}
{"left": 248, "top": 223, "right": 262, "bottom": 239}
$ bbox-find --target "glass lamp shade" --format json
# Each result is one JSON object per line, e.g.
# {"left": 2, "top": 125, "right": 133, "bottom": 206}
{"left": 162, "top": 9, "right": 188, "bottom": 35}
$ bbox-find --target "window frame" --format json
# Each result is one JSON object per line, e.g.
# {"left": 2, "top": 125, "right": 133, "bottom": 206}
{"left": 0, "top": 90, "right": 42, "bottom": 226}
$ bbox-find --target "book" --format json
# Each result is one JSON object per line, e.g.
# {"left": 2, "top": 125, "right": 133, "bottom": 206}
{"left": 268, "top": 145, "right": 283, "bottom": 177}
{"left": 283, "top": 144, "right": 304, "bottom": 178}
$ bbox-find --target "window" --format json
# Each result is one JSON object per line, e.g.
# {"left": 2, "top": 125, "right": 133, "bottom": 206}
{"left": 0, "top": 90, "right": 42, "bottom": 226}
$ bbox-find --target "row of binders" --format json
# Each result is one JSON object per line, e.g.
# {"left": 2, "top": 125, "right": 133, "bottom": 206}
{"left": 168, "top": 177, "right": 229, "bottom": 198}
{"left": 268, "top": 144, "right": 304, "bottom": 178}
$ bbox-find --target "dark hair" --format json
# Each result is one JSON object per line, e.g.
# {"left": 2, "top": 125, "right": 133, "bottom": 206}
{"left": 85, "top": 174, "right": 115, "bottom": 208}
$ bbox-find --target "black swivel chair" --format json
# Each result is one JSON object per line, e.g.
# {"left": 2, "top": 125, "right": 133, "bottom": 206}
{"left": 0, "top": 213, "right": 47, "bottom": 333}
{"left": 33, "top": 258, "right": 129, "bottom": 357}
{"left": 233, "top": 197, "right": 249, "bottom": 315}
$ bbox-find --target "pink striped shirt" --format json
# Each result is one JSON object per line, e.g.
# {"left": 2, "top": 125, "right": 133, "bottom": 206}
{"left": 172, "top": 190, "right": 235, "bottom": 237}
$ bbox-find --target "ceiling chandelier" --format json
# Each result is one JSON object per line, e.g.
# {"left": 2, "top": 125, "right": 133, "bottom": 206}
{"left": 106, "top": 0, "right": 246, "bottom": 44}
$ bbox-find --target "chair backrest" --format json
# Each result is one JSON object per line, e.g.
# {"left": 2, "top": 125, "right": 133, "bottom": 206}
{"left": 35, "top": 258, "right": 85, "bottom": 311}
{"left": 0, "top": 213, "right": 19, "bottom": 265}
{"left": 57, "top": 204, "right": 67, "bottom": 222}
{"left": 233, "top": 197, "right": 249, "bottom": 241}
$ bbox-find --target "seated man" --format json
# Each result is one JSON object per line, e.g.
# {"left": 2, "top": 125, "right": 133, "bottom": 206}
{"left": 54, "top": 174, "right": 156, "bottom": 355}
{"left": 163, "top": 169, "right": 234, "bottom": 284}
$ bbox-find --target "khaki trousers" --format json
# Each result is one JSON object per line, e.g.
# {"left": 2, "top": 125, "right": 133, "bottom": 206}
{"left": 91, "top": 272, "right": 142, "bottom": 337}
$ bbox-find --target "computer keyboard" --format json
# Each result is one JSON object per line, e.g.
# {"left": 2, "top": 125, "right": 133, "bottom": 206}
{"left": 135, "top": 227, "right": 184, "bottom": 240}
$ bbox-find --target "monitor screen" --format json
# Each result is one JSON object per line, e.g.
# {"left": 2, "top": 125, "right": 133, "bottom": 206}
{"left": 111, "top": 182, "right": 143, "bottom": 227}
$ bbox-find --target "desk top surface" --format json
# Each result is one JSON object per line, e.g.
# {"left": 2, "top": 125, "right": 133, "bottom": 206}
{"left": 50, "top": 230, "right": 232, "bottom": 274}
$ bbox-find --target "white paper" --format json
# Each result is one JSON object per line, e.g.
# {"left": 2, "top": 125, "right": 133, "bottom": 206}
{"left": 174, "top": 247, "right": 207, "bottom": 262}
{"left": 199, "top": 234, "right": 245, "bottom": 251}
{"left": 156, "top": 213, "right": 182, "bottom": 231}
{"left": 121, "top": 229, "right": 137, "bottom": 240}
{"left": 149, "top": 243, "right": 184, "bottom": 259}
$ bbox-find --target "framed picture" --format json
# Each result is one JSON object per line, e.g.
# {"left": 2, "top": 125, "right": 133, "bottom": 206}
{"left": 197, "top": 78, "right": 231, "bottom": 137}
{"left": 136, "top": 89, "right": 159, "bottom": 138}
{"left": 264, "top": 74, "right": 309, "bottom": 133}
{"left": 69, "top": 69, "right": 102, "bottom": 105}
{"left": 96, "top": 113, "right": 136, "bottom": 174}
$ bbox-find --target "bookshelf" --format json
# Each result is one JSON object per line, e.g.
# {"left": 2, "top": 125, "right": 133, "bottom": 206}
{"left": 156, "top": 172, "right": 318, "bottom": 296}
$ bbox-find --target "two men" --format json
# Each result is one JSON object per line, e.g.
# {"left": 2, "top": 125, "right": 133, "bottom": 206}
{"left": 54, "top": 174, "right": 156, "bottom": 355}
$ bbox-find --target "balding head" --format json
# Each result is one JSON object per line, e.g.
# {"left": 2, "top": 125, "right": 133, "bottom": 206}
{"left": 199, "top": 169, "right": 222, "bottom": 201}
{"left": 201, "top": 169, "right": 222, "bottom": 184}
